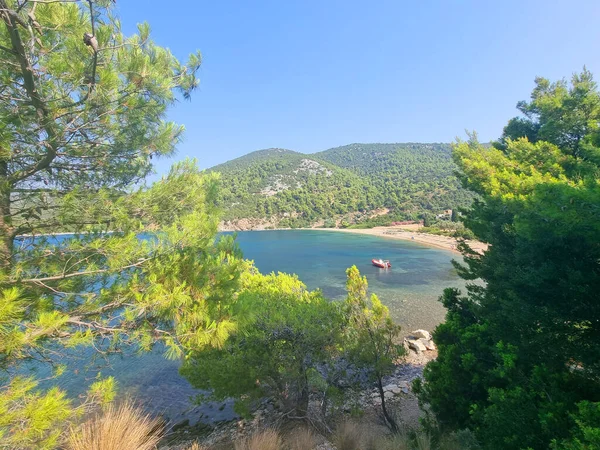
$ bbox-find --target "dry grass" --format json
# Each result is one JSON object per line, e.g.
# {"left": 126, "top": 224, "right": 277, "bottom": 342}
{"left": 66, "top": 401, "right": 163, "bottom": 450}
{"left": 376, "top": 433, "right": 412, "bottom": 450}
{"left": 286, "top": 426, "right": 316, "bottom": 450}
{"left": 332, "top": 420, "right": 362, "bottom": 450}
{"left": 186, "top": 443, "right": 209, "bottom": 450}
{"left": 234, "top": 429, "right": 282, "bottom": 450}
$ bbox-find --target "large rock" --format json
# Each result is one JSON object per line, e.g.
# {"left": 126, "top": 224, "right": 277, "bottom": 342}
{"left": 383, "top": 384, "right": 401, "bottom": 395}
{"left": 421, "top": 338, "right": 436, "bottom": 350}
{"left": 411, "top": 329, "right": 432, "bottom": 340}
{"left": 406, "top": 338, "right": 427, "bottom": 353}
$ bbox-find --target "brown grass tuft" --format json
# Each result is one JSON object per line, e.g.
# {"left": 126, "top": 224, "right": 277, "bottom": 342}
{"left": 186, "top": 442, "right": 209, "bottom": 450}
{"left": 234, "top": 429, "right": 282, "bottom": 450}
{"left": 333, "top": 420, "right": 361, "bottom": 450}
{"left": 287, "top": 426, "right": 316, "bottom": 450}
{"left": 66, "top": 401, "right": 163, "bottom": 450}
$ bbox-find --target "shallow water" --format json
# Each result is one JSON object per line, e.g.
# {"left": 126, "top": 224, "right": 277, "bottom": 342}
{"left": 234, "top": 230, "right": 463, "bottom": 331}
{"left": 34, "top": 230, "right": 467, "bottom": 423}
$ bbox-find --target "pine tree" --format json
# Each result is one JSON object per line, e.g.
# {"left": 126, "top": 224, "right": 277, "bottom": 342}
{"left": 0, "top": 1, "right": 243, "bottom": 447}
{"left": 344, "top": 266, "right": 405, "bottom": 432}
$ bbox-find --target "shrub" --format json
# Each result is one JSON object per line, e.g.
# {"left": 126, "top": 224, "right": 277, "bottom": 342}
{"left": 66, "top": 402, "right": 163, "bottom": 450}
{"left": 234, "top": 429, "right": 282, "bottom": 450}
{"left": 376, "top": 433, "right": 412, "bottom": 450}
{"left": 333, "top": 421, "right": 361, "bottom": 450}
{"left": 287, "top": 427, "right": 316, "bottom": 450}
{"left": 414, "top": 431, "right": 432, "bottom": 450}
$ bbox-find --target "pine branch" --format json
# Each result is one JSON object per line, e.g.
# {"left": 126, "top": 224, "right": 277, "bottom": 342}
{"left": 18, "top": 257, "right": 151, "bottom": 284}
{"left": 1, "top": 1, "right": 59, "bottom": 184}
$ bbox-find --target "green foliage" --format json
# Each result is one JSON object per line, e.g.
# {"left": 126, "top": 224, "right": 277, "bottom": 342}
{"left": 422, "top": 215, "right": 432, "bottom": 228}
{"left": 0, "top": 374, "right": 118, "bottom": 450}
{"left": 212, "top": 144, "right": 474, "bottom": 226}
{"left": 0, "top": 1, "right": 248, "bottom": 446}
{"left": 551, "top": 402, "right": 600, "bottom": 450}
{"left": 316, "top": 143, "right": 473, "bottom": 215}
{"left": 180, "top": 269, "right": 344, "bottom": 417}
{"left": 0, "top": 377, "right": 74, "bottom": 449}
{"left": 343, "top": 266, "right": 405, "bottom": 431}
{"left": 418, "top": 71, "right": 600, "bottom": 449}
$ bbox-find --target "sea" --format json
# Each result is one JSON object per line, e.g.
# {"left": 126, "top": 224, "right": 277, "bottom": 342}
{"left": 32, "top": 230, "right": 469, "bottom": 424}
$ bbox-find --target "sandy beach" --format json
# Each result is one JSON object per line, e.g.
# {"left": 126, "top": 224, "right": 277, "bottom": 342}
{"left": 317, "top": 226, "right": 488, "bottom": 255}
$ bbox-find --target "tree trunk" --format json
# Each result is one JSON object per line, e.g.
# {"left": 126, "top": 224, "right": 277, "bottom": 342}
{"left": 377, "top": 375, "right": 398, "bottom": 432}
{"left": 0, "top": 159, "right": 13, "bottom": 275}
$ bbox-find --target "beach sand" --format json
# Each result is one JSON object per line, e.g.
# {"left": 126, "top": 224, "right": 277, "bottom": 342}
{"left": 318, "top": 226, "right": 488, "bottom": 255}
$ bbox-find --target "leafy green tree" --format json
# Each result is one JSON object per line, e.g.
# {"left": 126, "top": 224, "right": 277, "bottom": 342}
{"left": 0, "top": 1, "right": 245, "bottom": 447}
{"left": 344, "top": 266, "right": 405, "bottom": 432}
{"left": 417, "top": 71, "right": 600, "bottom": 449}
{"left": 551, "top": 401, "right": 600, "bottom": 450}
{"left": 422, "top": 214, "right": 432, "bottom": 228}
{"left": 498, "top": 69, "right": 600, "bottom": 156}
{"left": 180, "top": 269, "right": 344, "bottom": 418}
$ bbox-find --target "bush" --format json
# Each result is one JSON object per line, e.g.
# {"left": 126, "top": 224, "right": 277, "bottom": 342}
{"left": 234, "top": 429, "right": 282, "bottom": 450}
{"left": 323, "top": 218, "right": 336, "bottom": 228}
{"left": 286, "top": 427, "right": 316, "bottom": 450}
{"left": 333, "top": 421, "right": 362, "bottom": 450}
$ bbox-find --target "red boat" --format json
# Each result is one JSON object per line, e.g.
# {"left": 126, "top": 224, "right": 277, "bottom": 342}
{"left": 372, "top": 258, "right": 391, "bottom": 268}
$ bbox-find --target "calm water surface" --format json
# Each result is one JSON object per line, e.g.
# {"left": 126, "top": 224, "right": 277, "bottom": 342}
{"left": 37, "top": 230, "right": 467, "bottom": 422}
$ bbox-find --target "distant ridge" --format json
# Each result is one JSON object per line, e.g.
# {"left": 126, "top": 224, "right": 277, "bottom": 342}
{"left": 211, "top": 143, "right": 473, "bottom": 229}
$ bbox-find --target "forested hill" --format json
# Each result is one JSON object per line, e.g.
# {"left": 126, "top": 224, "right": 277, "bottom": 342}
{"left": 210, "top": 143, "right": 473, "bottom": 228}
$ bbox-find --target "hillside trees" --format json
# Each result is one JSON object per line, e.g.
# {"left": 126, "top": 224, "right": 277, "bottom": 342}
{"left": 0, "top": 1, "right": 244, "bottom": 447}
{"left": 416, "top": 71, "right": 600, "bottom": 449}
{"left": 181, "top": 266, "right": 407, "bottom": 430}
{"left": 343, "top": 266, "right": 405, "bottom": 432}
{"left": 213, "top": 144, "right": 473, "bottom": 226}
{"left": 180, "top": 270, "right": 345, "bottom": 418}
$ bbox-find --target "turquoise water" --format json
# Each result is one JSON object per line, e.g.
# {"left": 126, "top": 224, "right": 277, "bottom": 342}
{"left": 234, "top": 230, "right": 462, "bottom": 331}
{"left": 35, "top": 230, "right": 466, "bottom": 423}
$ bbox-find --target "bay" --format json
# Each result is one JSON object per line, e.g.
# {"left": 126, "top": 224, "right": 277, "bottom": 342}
{"left": 35, "top": 230, "right": 467, "bottom": 423}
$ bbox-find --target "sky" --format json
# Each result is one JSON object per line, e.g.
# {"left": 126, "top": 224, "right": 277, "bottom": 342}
{"left": 113, "top": 0, "right": 600, "bottom": 176}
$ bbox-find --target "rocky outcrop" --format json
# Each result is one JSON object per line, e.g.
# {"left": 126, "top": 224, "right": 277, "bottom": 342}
{"left": 411, "top": 329, "right": 432, "bottom": 340}
{"left": 369, "top": 381, "right": 411, "bottom": 405}
{"left": 405, "top": 330, "right": 436, "bottom": 354}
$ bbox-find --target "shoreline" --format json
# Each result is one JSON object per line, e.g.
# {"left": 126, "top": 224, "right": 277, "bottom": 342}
{"left": 327, "top": 227, "right": 487, "bottom": 254}
{"left": 26, "top": 227, "right": 487, "bottom": 255}
{"left": 227, "top": 226, "right": 487, "bottom": 255}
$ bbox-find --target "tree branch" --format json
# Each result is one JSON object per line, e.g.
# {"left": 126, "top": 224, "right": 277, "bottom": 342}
{"left": 1, "top": 1, "right": 59, "bottom": 184}
{"left": 18, "top": 257, "right": 151, "bottom": 284}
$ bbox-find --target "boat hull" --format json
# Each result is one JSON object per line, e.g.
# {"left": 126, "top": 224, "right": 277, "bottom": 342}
{"left": 371, "top": 259, "right": 391, "bottom": 268}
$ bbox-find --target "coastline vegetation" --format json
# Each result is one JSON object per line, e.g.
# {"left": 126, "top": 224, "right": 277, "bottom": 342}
{"left": 415, "top": 70, "right": 600, "bottom": 449}
{"left": 0, "top": 0, "right": 598, "bottom": 448}
{"left": 212, "top": 144, "right": 474, "bottom": 229}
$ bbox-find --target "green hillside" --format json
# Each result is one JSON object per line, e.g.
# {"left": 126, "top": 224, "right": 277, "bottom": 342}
{"left": 316, "top": 143, "right": 473, "bottom": 213}
{"left": 211, "top": 143, "right": 473, "bottom": 228}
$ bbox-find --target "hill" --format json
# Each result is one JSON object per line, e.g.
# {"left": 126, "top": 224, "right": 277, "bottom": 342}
{"left": 316, "top": 143, "right": 473, "bottom": 213}
{"left": 211, "top": 143, "right": 473, "bottom": 229}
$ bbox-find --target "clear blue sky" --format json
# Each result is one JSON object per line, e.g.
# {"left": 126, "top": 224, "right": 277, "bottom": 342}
{"left": 114, "top": 0, "right": 600, "bottom": 175}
